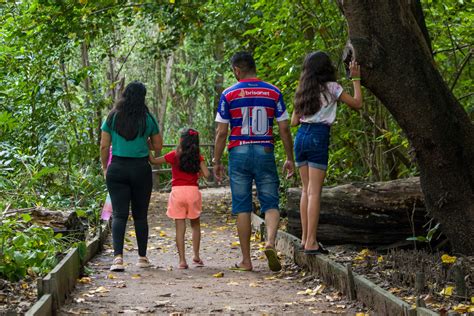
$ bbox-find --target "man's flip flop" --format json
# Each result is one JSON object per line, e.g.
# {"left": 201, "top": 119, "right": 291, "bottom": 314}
{"left": 263, "top": 248, "right": 282, "bottom": 272}
{"left": 304, "top": 243, "right": 329, "bottom": 255}
{"left": 229, "top": 263, "right": 252, "bottom": 272}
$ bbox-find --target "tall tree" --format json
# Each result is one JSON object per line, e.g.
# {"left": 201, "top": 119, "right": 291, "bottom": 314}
{"left": 337, "top": 0, "right": 474, "bottom": 254}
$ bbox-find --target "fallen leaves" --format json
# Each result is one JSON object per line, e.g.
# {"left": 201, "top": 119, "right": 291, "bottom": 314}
{"left": 213, "top": 272, "right": 224, "bottom": 278}
{"left": 77, "top": 277, "right": 92, "bottom": 284}
{"left": 88, "top": 286, "right": 109, "bottom": 294}
{"left": 297, "top": 284, "right": 326, "bottom": 296}
{"left": 107, "top": 273, "right": 117, "bottom": 279}
{"left": 131, "top": 274, "right": 141, "bottom": 279}
{"left": 452, "top": 304, "right": 474, "bottom": 313}
{"left": 439, "top": 286, "right": 454, "bottom": 296}
{"left": 440, "top": 254, "right": 456, "bottom": 264}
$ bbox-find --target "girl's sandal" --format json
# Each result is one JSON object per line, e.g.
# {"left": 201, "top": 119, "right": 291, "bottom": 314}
{"left": 136, "top": 256, "right": 151, "bottom": 268}
{"left": 192, "top": 258, "right": 204, "bottom": 267}
{"left": 178, "top": 262, "right": 189, "bottom": 269}
{"left": 110, "top": 256, "right": 125, "bottom": 272}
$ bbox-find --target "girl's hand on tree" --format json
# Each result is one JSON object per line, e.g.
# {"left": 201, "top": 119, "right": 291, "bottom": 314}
{"left": 349, "top": 60, "right": 361, "bottom": 79}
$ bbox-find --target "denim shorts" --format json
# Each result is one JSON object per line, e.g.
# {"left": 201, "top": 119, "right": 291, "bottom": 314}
{"left": 228, "top": 144, "right": 279, "bottom": 215}
{"left": 294, "top": 123, "right": 331, "bottom": 171}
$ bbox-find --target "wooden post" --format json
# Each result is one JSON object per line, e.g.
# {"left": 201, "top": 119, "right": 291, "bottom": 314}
{"left": 415, "top": 272, "right": 425, "bottom": 294}
{"left": 346, "top": 264, "right": 356, "bottom": 300}
{"left": 452, "top": 265, "right": 466, "bottom": 298}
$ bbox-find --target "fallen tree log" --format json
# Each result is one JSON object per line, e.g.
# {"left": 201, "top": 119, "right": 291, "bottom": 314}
{"left": 286, "top": 177, "right": 428, "bottom": 245}
{"left": 3, "top": 207, "right": 87, "bottom": 240}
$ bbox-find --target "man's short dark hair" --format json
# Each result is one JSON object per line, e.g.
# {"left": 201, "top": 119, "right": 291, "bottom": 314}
{"left": 230, "top": 52, "right": 256, "bottom": 73}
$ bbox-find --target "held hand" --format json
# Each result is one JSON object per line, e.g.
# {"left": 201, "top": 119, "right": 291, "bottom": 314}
{"left": 148, "top": 151, "right": 155, "bottom": 164}
{"left": 282, "top": 160, "right": 295, "bottom": 179}
{"left": 213, "top": 163, "right": 224, "bottom": 182}
{"left": 349, "top": 60, "right": 361, "bottom": 79}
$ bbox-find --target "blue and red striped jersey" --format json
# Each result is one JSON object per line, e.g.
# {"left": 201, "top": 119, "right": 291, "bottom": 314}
{"left": 215, "top": 78, "right": 289, "bottom": 149}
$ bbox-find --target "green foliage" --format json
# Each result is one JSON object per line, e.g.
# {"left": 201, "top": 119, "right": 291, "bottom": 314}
{"left": 0, "top": 0, "right": 472, "bottom": 280}
{"left": 0, "top": 216, "right": 64, "bottom": 281}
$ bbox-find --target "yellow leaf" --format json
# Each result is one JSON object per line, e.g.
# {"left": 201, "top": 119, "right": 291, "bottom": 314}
{"left": 439, "top": 286, "right": 454, "bottom": 296}
{"left": 313, "top": 284, "right": 325, "bottom": 294}
{"left": 231, "top": 241, "right": 240, "bottom": 247}
{"left": 159, "top": 231, "right": 167, "bottom": 237}
{"left": 131, "top": 274, "right": 141, "bottom": 279}
{"left": 468, "top": 306, "right": 474, "bottom": 312}
{"left": 79, "top": 0, "right": 88, "bottom": 5}
{"left": 78, "top": 277, "right": 92, "bottom": 284}
{"left": 471, "top": 296, "right": 474, "bottom": 304}
{"left": 169, "top": 0, "right": 175, "bottom": 3}
{"left": 213, "top": 272, "right": 224, "bottom": 278}
{"left": 21, "top": 283, "right": 28, "bottom": 289}
{"left": 89, "top": 286, "right": 109, "bottom": 294}
{"left": 453, "top": 304, "right": 469, "bottom": 313}
{"left": 107, "top": 273, "right": 117, "bottom": 279}
{"left": 441, "top": 254, "right": 457, "bottom": 264}
{"left": 377, "top": 256, "right": 384, "bottom": 263}
{"left": 128, "top": 231, "right": 136, "bottom": 237}
{"left": 355, "top": 313, "right": 369, "bottom": 316}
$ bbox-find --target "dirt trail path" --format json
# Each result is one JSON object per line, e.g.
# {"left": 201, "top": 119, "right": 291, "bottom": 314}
{"left": 59, "top": 188, "right": 363, "bottom": 315}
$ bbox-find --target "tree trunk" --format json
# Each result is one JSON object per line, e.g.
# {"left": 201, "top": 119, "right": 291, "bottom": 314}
{"left": 286, "top": 177, "right": 427, "bottom": 245}
{"left": 80, "top": 41, "right": 95, "bottom": 143}
{"left": 337, "top": 0, "right": 474, "bottom": 254}
{"left": 157, "top": 53, "right": 174, "bottom": 133}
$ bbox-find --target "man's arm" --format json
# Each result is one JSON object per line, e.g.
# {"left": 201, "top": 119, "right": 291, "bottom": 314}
{"left": 213, "top": 122, "right": 229, "bottom": 181}
{"left": 277, "top": 120, "right": 295, "bottom": 178}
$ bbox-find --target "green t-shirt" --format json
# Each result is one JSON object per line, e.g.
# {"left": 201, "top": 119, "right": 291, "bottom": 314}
{"left": 101, "top": 113, "right": 160, "bottom": 158}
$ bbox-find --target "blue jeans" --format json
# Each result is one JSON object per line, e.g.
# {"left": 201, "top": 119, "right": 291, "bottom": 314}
{"left": 294, "top": 123, "right": 331, "bottom": 171}
{"left": 228, "top": 144, "right": 280, "bottom": 215}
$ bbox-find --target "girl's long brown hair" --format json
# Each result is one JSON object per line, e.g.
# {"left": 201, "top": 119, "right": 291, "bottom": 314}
{"left": 294, "top": 52, "right": 337, "bottom": 116}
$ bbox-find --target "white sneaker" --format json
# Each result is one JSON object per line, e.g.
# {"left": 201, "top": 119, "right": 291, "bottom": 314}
{"left": 136, "top": 256, "right": 151, "bottom": 268}
{"left": 110, "top": 256, "right": 125, "bottom": 271}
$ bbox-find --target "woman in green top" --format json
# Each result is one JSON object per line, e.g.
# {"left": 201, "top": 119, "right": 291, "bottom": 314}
{"left": 100, "top": 81, "right": 162, "bottom": 271}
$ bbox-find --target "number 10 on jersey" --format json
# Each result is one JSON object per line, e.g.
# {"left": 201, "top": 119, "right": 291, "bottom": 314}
{"left": 240, "top": 106, "right": 269, "bottom": 136}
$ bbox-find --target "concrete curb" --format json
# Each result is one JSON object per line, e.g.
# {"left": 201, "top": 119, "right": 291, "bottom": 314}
{"left": 251, "top": 213, "right": 439, "bottom": 316}
{"left": 26, "top": 223, "right": 110, "bottom": 316}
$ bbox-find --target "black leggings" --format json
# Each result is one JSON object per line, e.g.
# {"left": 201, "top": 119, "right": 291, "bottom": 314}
{"left": 106, "top": 156, "right": 152, "bottom": 257}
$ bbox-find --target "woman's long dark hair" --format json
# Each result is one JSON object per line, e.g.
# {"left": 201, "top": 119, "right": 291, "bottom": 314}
{"left": 294, "top": 51, "right": 337, "bottom": 116}
{"left": 106, "top": 81, "right": 150, "bottom": 140}
{"left": 178, "top": 128, "right": 200, "bottom": 174}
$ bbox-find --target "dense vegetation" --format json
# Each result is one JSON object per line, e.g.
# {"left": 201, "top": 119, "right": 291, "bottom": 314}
{"left": 0, "top": 0, "right": 472, "bottom": 280}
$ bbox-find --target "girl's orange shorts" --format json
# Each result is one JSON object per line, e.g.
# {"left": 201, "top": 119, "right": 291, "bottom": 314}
{"left": 167, "top": 186, "right": 202, "bottom": 219}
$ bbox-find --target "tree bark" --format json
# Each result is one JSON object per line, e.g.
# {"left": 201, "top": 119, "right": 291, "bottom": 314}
{"left": 286, "top": 177, "right": 427, "bottom": 245}
{"left": 157, "top": 53, "right": 174, "bottom": 133}
{"left": 337, "top": 0, "right": 474, "bottom": 254}
{"left": 81, "top": 41, "right": 95, "bottom": 143}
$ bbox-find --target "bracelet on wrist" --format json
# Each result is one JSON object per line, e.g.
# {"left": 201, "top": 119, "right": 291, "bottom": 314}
{"left": 212, "top": 158, "right": 221, "bottom": 165}
{"left": 351, "top": 77, "right": 361, "bottom": 81}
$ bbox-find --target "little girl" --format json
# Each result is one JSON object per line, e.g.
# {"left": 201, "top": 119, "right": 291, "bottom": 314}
{"left": 149, "top": 128, "right": 210, "bottom": 269}
{"left": 291, "top": 51, "right": 363, "bottom": 255}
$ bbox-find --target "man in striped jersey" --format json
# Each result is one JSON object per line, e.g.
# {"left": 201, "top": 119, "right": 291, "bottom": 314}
{"left": 213, "top": 52, "right": 295, "bottom": 272}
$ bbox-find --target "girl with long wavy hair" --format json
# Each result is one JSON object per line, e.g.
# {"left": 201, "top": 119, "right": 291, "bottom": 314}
{"left": 291, "top": 52, "right": 363, "bottom": 254}
{"left": 149, "top": 128, "right": 210, "bottom": 269}
{"left": 100, "top": 81, "right": 163, "bottom": 271}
